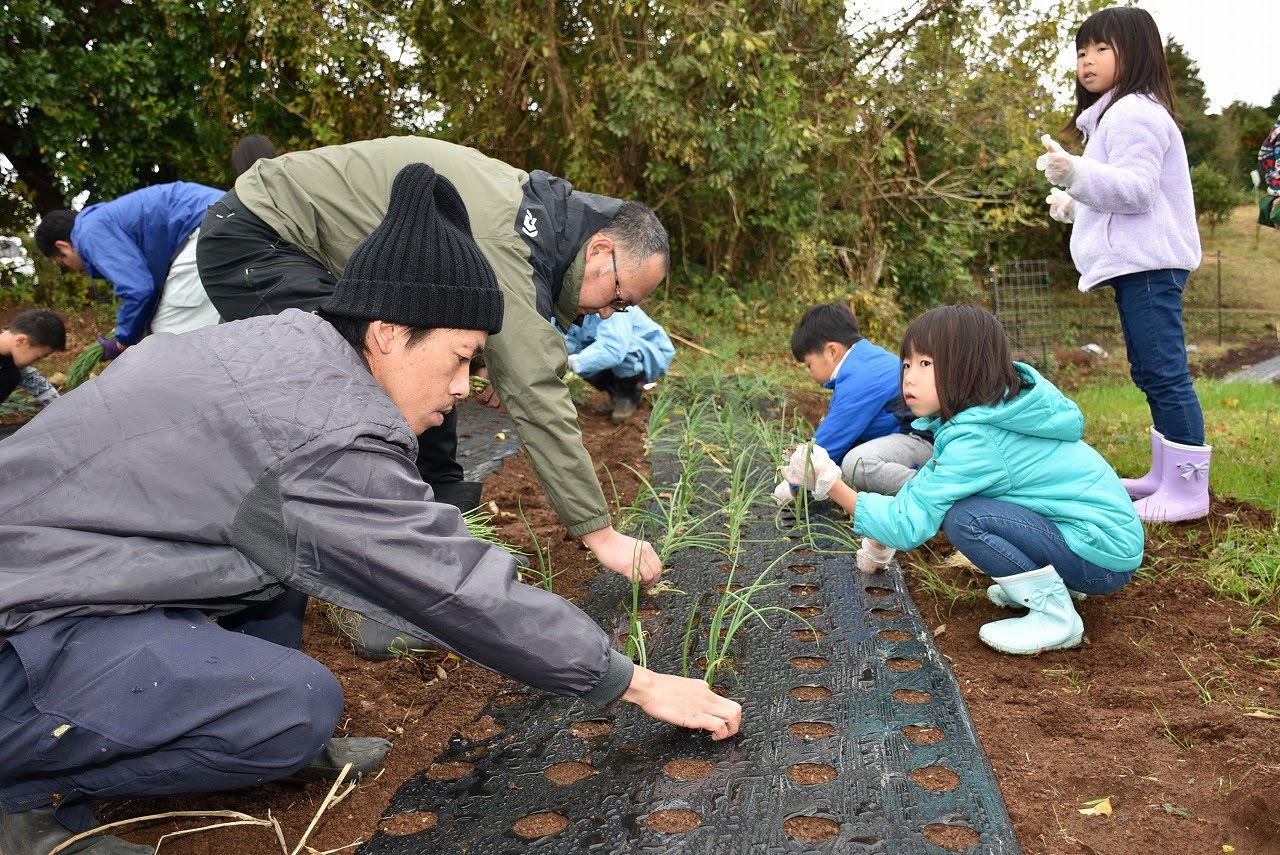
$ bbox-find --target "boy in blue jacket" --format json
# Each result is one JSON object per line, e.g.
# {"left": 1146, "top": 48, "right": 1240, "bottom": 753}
{"left": 565, "top": 305, "right": 674, "bottom": 423}
{"left": 34, "top": 182, "right": 225, "bottom": 357}
{"left": 777, "top": 303, "right": 932, "bottom": 502}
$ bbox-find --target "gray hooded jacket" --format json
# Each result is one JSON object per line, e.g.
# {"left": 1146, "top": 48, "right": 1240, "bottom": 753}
{"left": 0, "top": 310, "right": 632, "bottom": 705}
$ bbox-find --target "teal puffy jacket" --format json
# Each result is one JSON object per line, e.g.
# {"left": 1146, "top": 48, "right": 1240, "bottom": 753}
{"left": 853, "top": 363, "right": 1144, "bottom": 572}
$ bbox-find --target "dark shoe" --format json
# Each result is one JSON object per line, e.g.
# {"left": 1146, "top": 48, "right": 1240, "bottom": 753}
{"left": 0, "top": 803, "right": 153, "bottom": 854}
{"left": 610, "top": 375, "right": 644, "bottom": 424}
{"left": 291, "top": 737, "right": 392, "bottom": 782}
{"left": 346, "top": 612, "right": 435, "bottom": 661}
{"left": 428, "top": 480, "right": 484, "bottom": 514}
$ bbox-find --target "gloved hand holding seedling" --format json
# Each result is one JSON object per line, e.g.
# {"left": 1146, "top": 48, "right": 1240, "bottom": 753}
{"left": 781, "top": 443, "right": 841, "bottom": 500}
{"left": 772, "top": 479, "right": 799, "bottom": 507}
{"left": 856, "top": 538, "right": 895, "bottom": 574}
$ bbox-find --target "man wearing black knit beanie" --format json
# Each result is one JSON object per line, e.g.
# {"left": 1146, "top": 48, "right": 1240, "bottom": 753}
{"left": 0, "top": 164, "right": 739, "bottom": 855}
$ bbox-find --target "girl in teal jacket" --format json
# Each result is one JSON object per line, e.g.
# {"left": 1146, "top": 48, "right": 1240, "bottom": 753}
{"left": 782, "top": 305, "right": 1143, "bottom": 655}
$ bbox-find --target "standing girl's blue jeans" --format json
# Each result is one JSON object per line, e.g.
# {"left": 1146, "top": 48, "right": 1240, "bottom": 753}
{"left": 942, "top": 497, "right": 1133, "bottom": 594}
{"left": 1108, "top": 268, "right": 1204, "bottom": 446}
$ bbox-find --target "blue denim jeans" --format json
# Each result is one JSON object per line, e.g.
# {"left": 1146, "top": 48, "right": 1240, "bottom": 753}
{"left": 942, "top": 497, "right": 1133, "bottom": 594}
{"left": 1108, "top": 268, "right": 1204, "bottom": 446}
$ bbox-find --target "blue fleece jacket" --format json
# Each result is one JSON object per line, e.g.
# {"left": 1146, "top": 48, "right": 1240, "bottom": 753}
{"left": 72, "top": 182, "right": 224, "bottom": 344}
{"left": 812, "top": 338, "right": 904, "bottom": 465}
{"left": 565, "top": 307, "right": 674, "bottom": 381}
{"left": 853, "top": 363, "right": 1143, "bottom": 572}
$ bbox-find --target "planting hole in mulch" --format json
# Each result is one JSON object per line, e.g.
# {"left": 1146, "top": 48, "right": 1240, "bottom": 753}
{"left": 893, "top": 689, "right": 933, "bottom": 705}
{"left": 715, "top": 562, "right": 736, "bottom": 573}
{"left": 903, "top": 725, "right": 945, "bottom": 745}
{"left": 790, "top": 548, "right": 814, "bottom": 556}
{"left": 886, "top": 657, "right": 923, "bottom": 672}
{"left": 644, "top": 809, "right": 701, "bottom": 833}
{"left": 568, "top": 719, "right": 614, "bottom": 739}
{"left": 426, "top": 761, "right": 474, "bottom": 781}
{"left": 789, "top": 656, "right": 829, "bottom": 670}
{"left": 871, "top": 608, "right": 904, "bottom": 619}
{"left": 663, "top": 758, "right": 714, "bottom": 781}
{"left": 457, "top": 715, "right": 503, "bottom": 741}
{"left": 878, "top": 629, "right": 912, "bottom": 641}
{"left": 713, "top": 583, "right": 743, "bottom": 593}
{"left": 380, "top": 810, "right": 438, "bottom": 836}
{"left": 790, "top": 606, "right": 822, "bottom": 617}
{"left": 790, "top": 685, "right": 833, "bottom": 701}
{"left": 512, "top": 811, "right": 569, "bottom": 839}
{"left": 786, "top": 763, "right": 837, "bottom": 785}
{"left": 783, "top": 816, "right": 840, "bottom": 843}
{"left": 909, "top": 766, "right": 961, "bottom": 792}
{"left": 544, "top": 761, "right": 595, "bottom": 786}
{"left": 788, "top": 722, "right": 836, "bottom": 740}
{"left": 923, "top": 823, "right": 982, "bottom": 850}
{"left": 790, "top": 628, "right": 826, "bottom": 641}
{"left": 789, "top": 584, "right": 820, "bottom": 596}
{"left": 491, "top": 691, "right": 528, "bottom": 708}
{"left": 789, "top": 564, "right": 817, "bottom": 574}
{"left": 865, "top": 586, "right": 893, "bottom": 597}
{"left": 635, "top": 607, "right": 661, "bottom": 620}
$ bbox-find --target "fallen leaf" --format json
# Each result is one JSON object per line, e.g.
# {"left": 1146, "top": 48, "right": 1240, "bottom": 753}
{"left": 1078, "top": 797, "right": 1113, "bottom": 817}
{"left": 1223, "top": 846, "right": 1235, "bottom": 852}
{"left": 1244, "top": 710, "right": 1278, "bottom": 720}
{"left": 932, "top": 624, "right": 946, "bottom": 637}
{"left": 495, "top": 432, "right": 506, "bottom": 440}
{"left": 435, "top": 665, "right": 448, "bottom": 681}
{"left": 1160, "top": 802, "right": 1192, "bottom": 819}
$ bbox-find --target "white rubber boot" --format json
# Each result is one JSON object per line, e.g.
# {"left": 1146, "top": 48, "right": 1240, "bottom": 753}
{"left": 1132, "top": 436, "right": 1210, "bottom": 523}
{"left": 979, "top": 566, "right": 1083, "bottom": 655}
{"left": 987, "top": 584, "right": 1085, "bottom": 608}
{"left": 1119, "top": 426, "right": 1164, "bottom": 499}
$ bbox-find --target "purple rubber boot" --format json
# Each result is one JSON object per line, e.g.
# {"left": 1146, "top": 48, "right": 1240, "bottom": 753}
{"left": 1119, "top": 426, "right": 1164, "bottom": 499}
{"left": 1132, "top": 435, "right": 1210, "bottom": 523}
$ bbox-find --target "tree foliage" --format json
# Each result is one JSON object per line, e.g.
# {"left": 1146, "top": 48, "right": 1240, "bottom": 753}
{"left": 12, "top": 0, "right": 1240, "bottom": 322}
{"left": 0, "top": 0, "right": 420, "bottom": 230}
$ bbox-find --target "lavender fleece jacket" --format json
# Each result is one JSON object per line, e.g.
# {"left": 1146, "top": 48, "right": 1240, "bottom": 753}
{"left": 1067, "top": 92, "right": 1200, "bottom": 292}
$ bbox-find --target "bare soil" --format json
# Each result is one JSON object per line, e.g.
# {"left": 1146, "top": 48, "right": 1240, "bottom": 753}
{"left": 5, "top": 343, "right": 1277, "bottom": 853}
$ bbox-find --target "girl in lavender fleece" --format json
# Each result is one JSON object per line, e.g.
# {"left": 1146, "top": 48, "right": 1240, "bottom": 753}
{"left": 1037, "top": 6, "right": 1206, "bottom": 524}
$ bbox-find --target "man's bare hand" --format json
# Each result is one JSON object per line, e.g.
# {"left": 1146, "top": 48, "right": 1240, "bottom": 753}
{"left": 621, "top": 667, "right": 742, "bottom": 740}
{"left": 581, "top": 526, "right": 661, "bottom": 586}
{"left": 471, "top": 366, "right": 503, "bottom": 409}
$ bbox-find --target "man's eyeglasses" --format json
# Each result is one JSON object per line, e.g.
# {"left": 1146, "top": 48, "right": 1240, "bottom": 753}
{"left": 608, "top": 249, "right": 631, "bottom": 312}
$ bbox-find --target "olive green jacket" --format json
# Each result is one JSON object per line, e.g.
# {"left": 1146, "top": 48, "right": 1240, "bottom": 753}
{"left": 236, "top": 136, "right": 617, "bottom": 535}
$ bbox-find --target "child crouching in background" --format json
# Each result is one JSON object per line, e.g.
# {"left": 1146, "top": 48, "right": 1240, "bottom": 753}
{"left": 781, "top": 305, "right": 1143, "bottom": 655}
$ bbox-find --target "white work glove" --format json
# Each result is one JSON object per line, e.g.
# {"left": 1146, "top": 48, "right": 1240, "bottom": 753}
{"left": 781, "top": 443, "right": 841, "bottom": 500}
{"left": 1046, "top": 187, "right": 1077, "bottom": 224}
{"left": 1035, "top": 134, "right": 1078, "bottom": 186}
{"left": 855, "top": 538, "right": 895, "bottom": 574}
{"left": 773, "top": 479, "right": 798, "bottom": 507}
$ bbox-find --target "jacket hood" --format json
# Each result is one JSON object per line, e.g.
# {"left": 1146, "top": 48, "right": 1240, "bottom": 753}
{"left": 517, "top": 171, "right": 623, "bottom": 325}
{"left": 915, "top": 362, "right": 1083, "bottom": 443}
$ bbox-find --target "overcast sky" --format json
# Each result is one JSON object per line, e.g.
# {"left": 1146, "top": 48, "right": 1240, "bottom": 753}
{"left": 853, "top": 1, "right": 1272, "bottom": 113}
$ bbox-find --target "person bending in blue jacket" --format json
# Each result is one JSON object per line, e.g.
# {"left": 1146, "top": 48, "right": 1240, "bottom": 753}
{"left": 565, "top": 305, "right": 674, "bottom": 423}
{"left": 34, "top": 182, "right": 224, "bottom": 358}
{"left": 782, "top": 304, "right": 1143, "bottom": 655}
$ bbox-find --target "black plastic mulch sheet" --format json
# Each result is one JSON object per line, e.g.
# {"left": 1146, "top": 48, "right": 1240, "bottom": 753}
{"left": 362, "top": 454, "right": 1021, "bottom": 854}
{"left": 455, "top": 400, "right": 522, "bottom": 482}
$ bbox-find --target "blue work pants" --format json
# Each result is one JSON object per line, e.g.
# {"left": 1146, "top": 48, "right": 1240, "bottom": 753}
{"left": 0, "top": 609, "right": 343, "bottom": 832}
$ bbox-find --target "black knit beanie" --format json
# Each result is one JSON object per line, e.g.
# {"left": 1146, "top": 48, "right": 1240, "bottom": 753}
{"left": 323, "top": 163, "right": 504, "bottom": 334}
